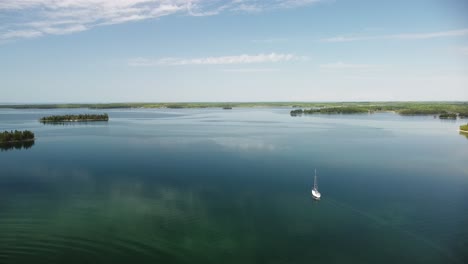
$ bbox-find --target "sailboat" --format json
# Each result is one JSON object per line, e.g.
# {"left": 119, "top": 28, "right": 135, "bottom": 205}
{"left": 311, "top": 169, "right": 321, "bottom": 200}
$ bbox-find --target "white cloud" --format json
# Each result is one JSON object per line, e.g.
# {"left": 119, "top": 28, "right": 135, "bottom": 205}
{"left": 275, "top": 0, "right": 322, "bottom": 9}
{"left": 41, "top": 24, "right": 88, "bottom": 35}
{"left": 232, "top": 4, "right": 262, "bottom": 13}
{"left": 129, "top": 53, "right": 305, "bottom": 66}
{"left": 322, "top": 28, "right": 468, "bottom": 42}
{"left": 320, "top": 62, "right": 375, "bottom": 69}
{"left": 0, "top": 0, "right": 323, "bottom": 41}
{"left": 392, "top": 29, "right": 468, "bottom": 39}
{"left": 1, "top": 29, "right": 43, "bottom": 40}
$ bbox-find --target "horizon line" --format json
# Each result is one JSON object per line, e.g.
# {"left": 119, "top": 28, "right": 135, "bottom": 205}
{"left": 1, "top": 100, "right": 468, "bottom": 105}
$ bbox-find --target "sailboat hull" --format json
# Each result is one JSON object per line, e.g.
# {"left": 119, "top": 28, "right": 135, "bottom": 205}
{"left": 312, "top": 169, "right": 321, "bottom": 200}
{"left": 311, "top": 189, "right": 321, "bottom": 200}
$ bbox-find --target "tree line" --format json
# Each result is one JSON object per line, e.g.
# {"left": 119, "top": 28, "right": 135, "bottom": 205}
{"left": 40, "top": 113, "right": 109, "bottom": 122}
{"left": 291, "top": 107, "right": 369, "bottom": 116}
{"left": 439, "top": 113, "right": 457, "bottom": 119}
{"left": 291, "top": 106, "right": 468, "bottom": 118}
{"left": 0, "top": 130, "right": 35, "bottom": 143}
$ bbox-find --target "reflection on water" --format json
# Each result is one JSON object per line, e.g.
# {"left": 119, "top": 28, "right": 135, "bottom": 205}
{"left": 0, "top": 140, "right": 34, "bottom": 151}
{"left": 1, "top": 165, "right": 465, "bottom": 264}
{"left": 212, "top": 137, "right": 276, "bottom": 151}
{"left": 459, "top": 132, "right": 468, "bottom": 139}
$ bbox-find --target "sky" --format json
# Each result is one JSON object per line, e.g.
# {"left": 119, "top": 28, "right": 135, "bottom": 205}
{"left": 0, "top": 0, "right": 467, "bottom": 103}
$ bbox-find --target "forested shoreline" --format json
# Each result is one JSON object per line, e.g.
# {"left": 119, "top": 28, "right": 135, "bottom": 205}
{"left": 40, "top": 114, "right": 109, "bottom": 122}
{"left": 0, "top": 130, "right": 35, "bottom": 143}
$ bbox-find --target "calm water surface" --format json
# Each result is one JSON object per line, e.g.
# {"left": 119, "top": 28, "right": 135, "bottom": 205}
{"left": 0, "top": 108, "right": 467, "bottom": 264}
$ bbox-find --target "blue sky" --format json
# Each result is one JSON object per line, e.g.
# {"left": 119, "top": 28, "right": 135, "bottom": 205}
{"left": 1, "top": 0, "right": 467, "bottom": 102}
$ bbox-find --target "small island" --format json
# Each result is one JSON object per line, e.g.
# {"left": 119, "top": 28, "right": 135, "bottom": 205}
{"left": 0, "top": 130, "right": 35, "bottom": 143}
{"left": 223, "top": 106, "right": 233, "bottom": 110}
{"left": 439, "top": 113, "right": 457, "bottom": 119}
{"left": 0, "top": 130, "right": 35, "bottom": 151}
{"left": 40, "top": 113, "right": 109, "bottom": 123}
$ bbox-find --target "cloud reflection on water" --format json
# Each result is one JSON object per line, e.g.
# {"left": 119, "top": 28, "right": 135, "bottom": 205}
{"left": 211, "top": 137, "right": 276, "bottom": 152}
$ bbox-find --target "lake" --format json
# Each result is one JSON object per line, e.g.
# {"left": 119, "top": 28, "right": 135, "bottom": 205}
{"left": 0, "top": 108, "right": 467, "bottom": 264}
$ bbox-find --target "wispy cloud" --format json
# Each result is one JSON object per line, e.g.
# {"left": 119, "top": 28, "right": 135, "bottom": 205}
{"left": 275, "top": 0, "right": 322, "bottom": 8}
{"left": 232, "top": 3, "right": 263, "bottom": 13}
{"left": 1, "top": 29, "right": 43, "bottom": 40}
{"left": 129, "top": 53, "right": 305, "bottom": 66}
{"left": 0, "top": 0, "right": 323, "bottom": 41}
{"left": 320, "top": 62, "right": 376, "bottom": 69}
{"left": 231, "top": 0, "right": 321, "bottom": 13}
{"left": 322, "top": 28, "right": 468, "bottom": 42}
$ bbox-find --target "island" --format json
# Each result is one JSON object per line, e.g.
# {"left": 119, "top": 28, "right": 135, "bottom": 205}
{"left": 439, "top": 113, "right": 457, "bottom": 119}
{"left": 40, "top": 113, "right": 109, "bottom": 123}
{"left": 0, "top": 130, "right": 35, "bottom": 143}
{"left": 291, "top": 106, "right": 370, "bottom": 116}
{"left": 0, "top": 130, "right": 35, "bottom": 151}
{"left": 223, "top": 106, "right": 233, "bottom": 110}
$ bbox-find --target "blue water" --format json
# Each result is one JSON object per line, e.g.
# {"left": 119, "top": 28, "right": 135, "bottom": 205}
{"left": 0, "top": 108, "right": 467, "bottom": 264}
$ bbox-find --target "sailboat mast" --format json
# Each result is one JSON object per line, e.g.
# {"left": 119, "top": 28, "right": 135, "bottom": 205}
{"left": 314, "top": 169, "right": 318, "bottom": 190}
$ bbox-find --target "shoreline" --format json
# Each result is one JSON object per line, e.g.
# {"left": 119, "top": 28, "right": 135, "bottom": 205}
{"left": 40, "top": 119, "right": 108, "bottom": 122}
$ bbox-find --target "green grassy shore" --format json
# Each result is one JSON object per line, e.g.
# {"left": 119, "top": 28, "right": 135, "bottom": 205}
{"left": 460, "top": 124, "right": 468, "bottom": 133}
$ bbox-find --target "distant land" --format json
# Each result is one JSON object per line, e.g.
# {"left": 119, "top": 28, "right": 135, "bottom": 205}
{"left": 290, "top": 103, "right": 468, "bottom": 118}
{"left": 1, "top": 102, "right": 467, "bottom": 117}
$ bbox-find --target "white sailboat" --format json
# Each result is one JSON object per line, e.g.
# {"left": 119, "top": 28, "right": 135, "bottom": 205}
{"left": 311, "top": 169, "right": 321, "bottom": 200}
